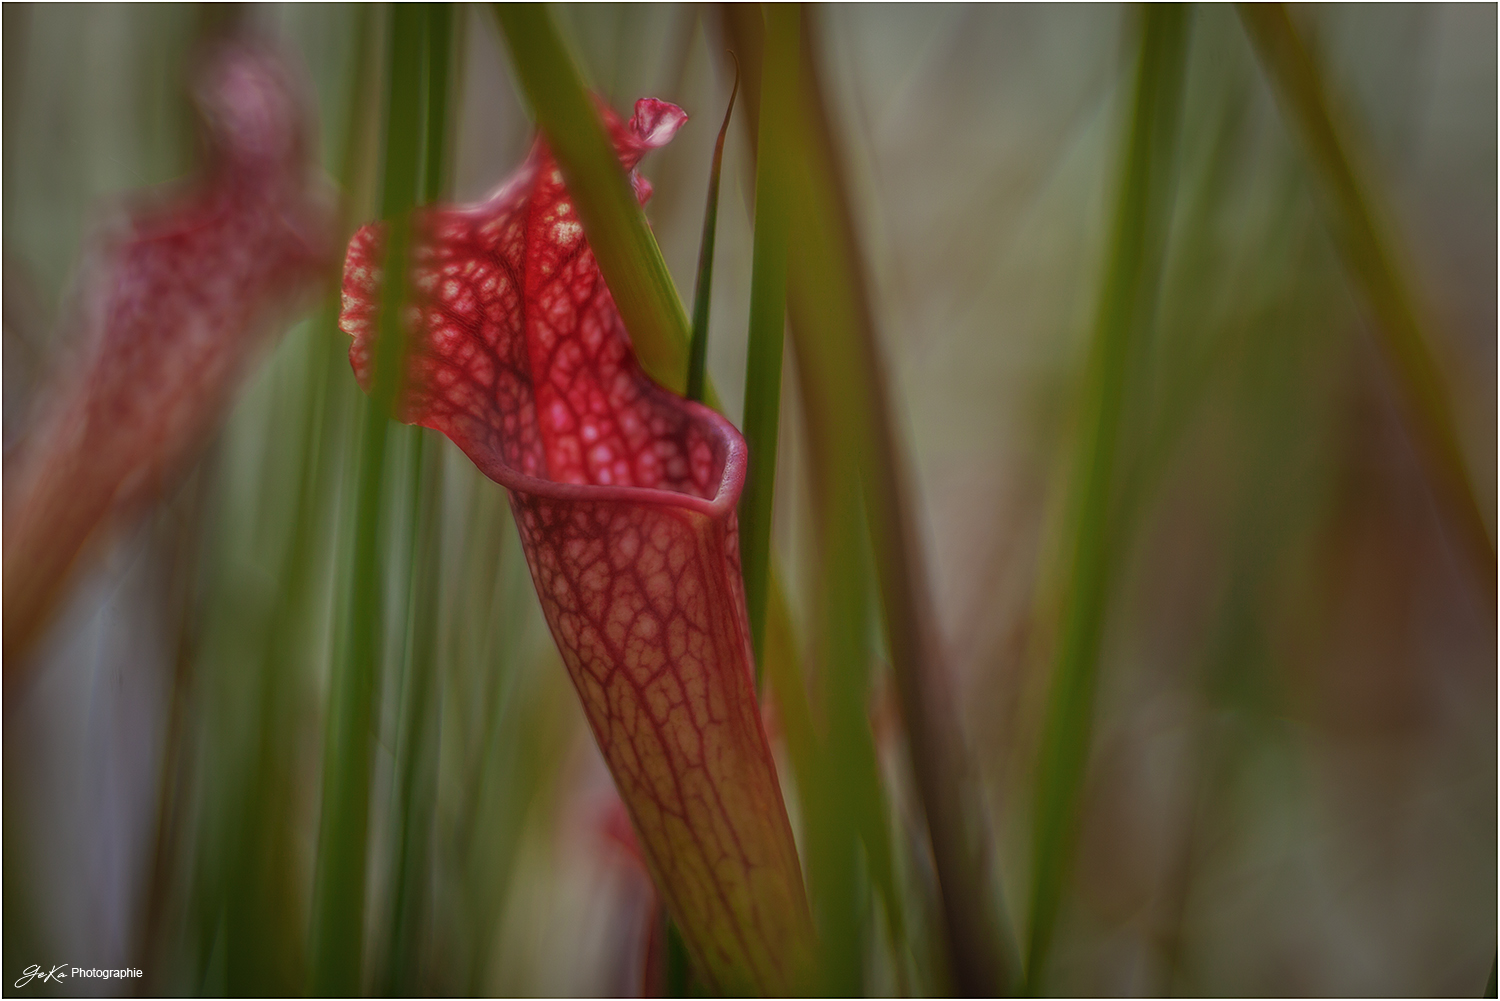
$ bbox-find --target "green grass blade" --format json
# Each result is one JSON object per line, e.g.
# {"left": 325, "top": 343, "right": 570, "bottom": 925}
{"left": 224, "top": 311, "right": 346, "bottom": 997}
{"left": 382, "top": 432, "right": 444, "bottom": 996}
{"left": 1025, "top": 7, "right": 1191, "bottom": 991}
{"left": 746, "top": 15, "right": 899, "bottom": 969}
{"left": 311, "top": 329, "right": 397, "bottom": 997}
{"left": 812, "top": 479, "right": 876, "bottom": 995}
{"left": 738, "top": 3, "right": 798, "bottom": 673}
{"left": 421, "top": 2, "right": 454, "bottom": 204}
{"left": 686, "top": 57, "right": 738, "bottom": 404}
{"left": 762, "top": 571, "right": 823, "bottom": 819}
{"left": 156, "top": 6, "right": 379, "bottom": 993}
{"left": 1237, "top": 3, "right": 1496, "bottom": 602}
{"left": 382, "top": 6, "right": 454, "bottom": 992}
{"left": 491, "top": 3, "right": 691, "bottom": 391}
{"left": 309, "top": 4, "right": 428, "bottom": 992}
{"left": 720, "top": 6, "right": 1016, "bottom": 991}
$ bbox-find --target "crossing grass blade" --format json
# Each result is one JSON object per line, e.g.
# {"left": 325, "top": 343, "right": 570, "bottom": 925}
{"left": 686, "top": 56, "right": 738, "bottom": 405}
{"left": 420, "top": 3, "right": 453, "bottom": 206}
{"left": 489, "top": 0, "right": 820, "bottom": 730}
{"left": 488, "top": 0, "right": 817, "bottom": 769}
{"left": 491, "top": 3, "right": 691, "bottom": 391}
{"left": 738, "top": 3, "right": 799, "bottom": 674}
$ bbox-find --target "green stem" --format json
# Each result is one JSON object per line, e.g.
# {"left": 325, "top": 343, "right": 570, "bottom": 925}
{"left": 421, "top": 2, "right": 454, "bottom": 205}
{"left": 308, "top": 308, "right": 393, "bottom": 999}
{"left": 309, "top": 4, "right": 427, "bottom": 993}
{"left": 491, "top": 3, "right": 692, "bottom": 391}
{"left": 382, "top": 431, "right": 444, "bottom": 996}
{"left": 382, "top": 6, "right": 454, "bottom": 993}
{"left": 738, "top": 3, "right": 798, "bottom": 674}
{"left": 720, "top": 6, "right": 1018, "bottom": 990}
{"left": 1025, "top": 7, "right": 1190, "bottom": 992}
{"left": 809, "top": 482, "right": 874, "bottom": 995}
{"left": 686, "top": 57, "right": 738, "bottom": 404}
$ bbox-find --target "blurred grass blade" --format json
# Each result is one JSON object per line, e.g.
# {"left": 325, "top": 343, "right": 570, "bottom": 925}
{"left": 310, "top": 4, "right": 428, "bottom": 992}
{"left": 686, "top": 56, "right": 738, "bottom": 404}
{"left": 222, "top": 318, "right": 345, "bottom": 996}
{"left": 420, "top": 2, "right": 454, "bottom": 205}
{"left": 146, "top": 6, "right": 380, "bottom": 993}
{"left": 1025, "top": 7, "right": 1190, "bottom": 991}
{"left": 739, "top": 3, "right": 798, "bottom": 673}
{"left": 809, "top": 485, "right": 877, "bottom": 995}
{"left": 491, "top": 3, "right": 691, "bottom": 391}
{"left": 767, "top": 522, "right": 907, "bottom": 994}
{"left": 383, "top": 5, "right": 454, "bottom": 993}
{"left": 1237, "top": 3, "right": 1496, "bottom": 603}
{"left": 383, "top": 431, "right": 444, "bottom": 997}
{"left": 763, "top": 573, "right": 822, "bottom": 829}
{"left": 720, "top": 5, "right": 1019, "bottom": 992}
{"left": 768, "top": 561, "right": 875, "bottom": 995}
{"left": 749, "top": 8, "right": 903, "bottom": 980}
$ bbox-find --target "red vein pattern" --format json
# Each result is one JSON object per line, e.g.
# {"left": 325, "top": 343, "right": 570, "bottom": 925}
{"left": 3, "top": 42, "right": 334, "bottom": 664}
{"left": 340, "top": 99, "right": 813, "bottom": 994}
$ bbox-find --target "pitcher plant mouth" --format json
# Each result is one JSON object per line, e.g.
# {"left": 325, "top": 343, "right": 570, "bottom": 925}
{"left": 438, "top": 396, "right": 745, "bottom": 519}
{"left": 340, "top": 96, "right": 814, "bottom": 995}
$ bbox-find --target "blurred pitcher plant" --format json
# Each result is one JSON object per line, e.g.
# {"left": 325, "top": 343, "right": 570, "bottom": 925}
{"left": 3, "top": 41, "right": 335, "bottom": 669}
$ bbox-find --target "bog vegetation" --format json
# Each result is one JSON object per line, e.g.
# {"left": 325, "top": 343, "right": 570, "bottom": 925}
{"left": 3, "top": 4, "right": 1494, "bottom": 996}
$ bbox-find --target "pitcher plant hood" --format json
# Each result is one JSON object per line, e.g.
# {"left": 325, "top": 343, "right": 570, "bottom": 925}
{"left": 339, "top": 97, "right": 814, "bottom": 995}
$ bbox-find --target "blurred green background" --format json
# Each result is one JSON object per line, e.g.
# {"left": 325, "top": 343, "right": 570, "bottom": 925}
{"left": 2, "top": 4, "right": 1494, "bottom": 996}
